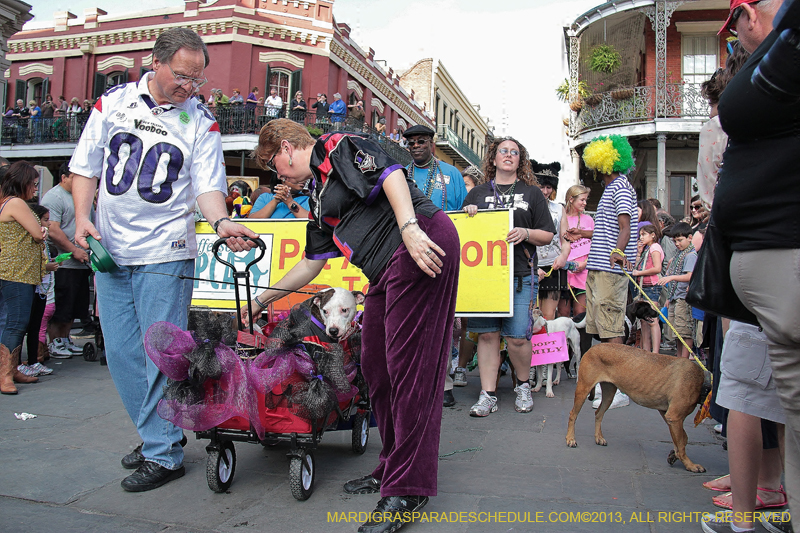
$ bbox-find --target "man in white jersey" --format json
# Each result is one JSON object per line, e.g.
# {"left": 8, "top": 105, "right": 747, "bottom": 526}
{"left": 69, "top": 28, "right": 257, "bottom": 492}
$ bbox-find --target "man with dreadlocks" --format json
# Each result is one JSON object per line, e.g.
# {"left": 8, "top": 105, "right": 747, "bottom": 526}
{"left": 578, "top": 135, "right": 639, "bottom": 410}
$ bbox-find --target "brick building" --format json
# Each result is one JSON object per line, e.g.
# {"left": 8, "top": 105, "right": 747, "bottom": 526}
{"left": 564, "top": 0, "right": 732, "bottom": 219}
{"left": 1, "top": 0, "right": 433, "bottom": 177}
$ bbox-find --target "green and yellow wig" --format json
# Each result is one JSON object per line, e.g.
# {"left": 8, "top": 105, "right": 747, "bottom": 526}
{"left": 582, "top": 135, "right": 634, "bottom": 175}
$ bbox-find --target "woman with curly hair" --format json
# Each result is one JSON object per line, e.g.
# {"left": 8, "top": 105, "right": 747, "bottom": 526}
{"left": 462, "top": 137, "right": 555, "bottom": 416}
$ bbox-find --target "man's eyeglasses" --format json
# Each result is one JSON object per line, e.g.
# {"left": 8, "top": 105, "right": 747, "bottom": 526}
{"left": 727, "top": 1, "right": 759, "bottom": 36}
{"left": 498, "top": 148, "right": 520, "bottom": 157}
{"left": 406, "top": 139, "right": 430, "bottom": 147}
{"left": 166, "top": 64, "right": 208, "bottom": 89}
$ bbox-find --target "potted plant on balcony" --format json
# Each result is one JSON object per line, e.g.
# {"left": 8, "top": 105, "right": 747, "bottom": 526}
{"left": 588, "top": 44, "right": 621, "bottom": 75}
{"left": 556, "top": 79, "right": 589, "bottom": 112}
{"left": 611, "top": 87, "right": 635, "bottom": 100}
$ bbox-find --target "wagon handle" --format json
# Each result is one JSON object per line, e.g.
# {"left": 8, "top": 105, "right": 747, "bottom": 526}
{"left": 211, "top": 237, "right": 267, "bottom": 333}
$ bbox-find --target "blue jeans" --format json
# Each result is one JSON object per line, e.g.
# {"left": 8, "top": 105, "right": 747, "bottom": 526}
{"left": 0, "top": 280, "right": 34, "bottom": 351}
{"left": 468, "top": 275, "right": 536, "bottom": 339}
{"left": 95, "top": 260, "right": 194, "bottom": 469}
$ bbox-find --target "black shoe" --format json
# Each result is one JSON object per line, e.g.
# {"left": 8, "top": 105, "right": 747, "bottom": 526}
{"left": 121, "top": 443, "right": 144, "bottom": 469}
{"left": 443, "top": 390, "right": 456, "bottom": 407}
{"left": 121, "top": 461, "right": 185, "bottom": 492}
{"left": 121, "top": 435, "right": 188, "bottom": 470}
{"left": 358, "top": 495, "right": 430, "bottom": 533}
{"left": 344, "top": 474, "right": 381, "bottom": 494}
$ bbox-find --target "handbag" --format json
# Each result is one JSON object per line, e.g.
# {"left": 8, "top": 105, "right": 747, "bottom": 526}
{"left": 685, "top": 216, "right": 759, "bottom": 326}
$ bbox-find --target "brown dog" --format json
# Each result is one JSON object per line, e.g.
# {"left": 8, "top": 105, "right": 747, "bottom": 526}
{"left": 565, "top": 343, "right": 706, "bottom": 473}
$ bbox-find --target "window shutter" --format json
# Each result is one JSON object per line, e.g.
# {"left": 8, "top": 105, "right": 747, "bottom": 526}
{"left": 15, "top": 79, "right": 25, "bottom": 103}
{"left": 289, "top": 68, "right": 302, "bottom": 99}
{"left": 93, "top": 72, "right": 107, "bottom": 100}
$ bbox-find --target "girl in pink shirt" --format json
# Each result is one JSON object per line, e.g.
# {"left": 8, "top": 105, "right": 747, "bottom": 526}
{"left": 632, "top": 224, "right": 663, "bottom": 353}
{"left": 563, "top": 185, "right": 593, "bottom": 316}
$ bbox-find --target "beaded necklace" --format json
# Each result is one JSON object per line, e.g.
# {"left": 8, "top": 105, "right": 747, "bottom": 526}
{"left": 408, "top": 158, "right": 446, "bottom": 209}
{"left": 491, "top": 179, "right": 517, "bottom": 208}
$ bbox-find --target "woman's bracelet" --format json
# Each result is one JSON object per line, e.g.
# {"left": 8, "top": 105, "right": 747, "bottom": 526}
{"left": 399, "top": 217, "right": 418, "bottom": 234}
{"left": 525, "top": 228, "right": 530, "bottom": 242}
{"left": 254, "top": 296, "right": 269, "bottom": 310}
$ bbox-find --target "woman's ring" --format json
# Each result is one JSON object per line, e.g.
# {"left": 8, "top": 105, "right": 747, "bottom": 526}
{"left": 425, "top": 249, "right": 433, "bottom": 255}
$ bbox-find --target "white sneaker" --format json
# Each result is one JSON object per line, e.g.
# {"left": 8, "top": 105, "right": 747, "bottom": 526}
{"left": 592, "top": 384, "right": 602, "bottom": 409}
{"left": 453, "top": 367, "right": 468, "bottom": 387}
{"left": 48, "top": 339, "right": 73, "bottom": 359}
{"left": 469, "top": 391, "right": 498, "bottom": 417}
{"left": 30, "top": 362, "right": 53, "bottom": 375}
{"left": 65, "top": 338, "right": 82, "bottom": 354}
{"left": 17, "top": 364, "right": 39, "bottom": 377}
{"left": 608, "top": 391, "right": 630, "bottom": 410}
{"left": 714, "top": 423, "right": 723, "bottom": 434}
{"left": 514, "top": 382, "right": 534, "bottom": 413}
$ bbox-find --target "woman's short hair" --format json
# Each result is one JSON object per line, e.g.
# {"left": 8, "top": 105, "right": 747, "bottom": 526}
{"left": 481, "top": 136, "right": 536, "bottom": 186}
{"left": 253, "top": 118, "right": 315, "bottom": 171}
{"left": 1, "top": 161, "right": 38, "bottom": 199}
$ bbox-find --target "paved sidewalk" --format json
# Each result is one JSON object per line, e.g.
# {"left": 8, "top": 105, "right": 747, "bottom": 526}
{"left": 2, "top": 352, "right": 732, "bottom": 533}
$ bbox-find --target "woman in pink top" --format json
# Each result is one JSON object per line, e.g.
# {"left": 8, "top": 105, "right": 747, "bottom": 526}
{"left": 631, "top": 223, "right": 663, "bottom": 353}
{"left": 561, "top": 185, "right": 593, "bottom": 316}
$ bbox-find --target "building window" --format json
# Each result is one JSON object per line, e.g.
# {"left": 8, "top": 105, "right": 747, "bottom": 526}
{"left": 268, "top": 69, "right": 291, "bottom": 102}
{"left": 682, "top": 35, "right": 718, "bottom": 85}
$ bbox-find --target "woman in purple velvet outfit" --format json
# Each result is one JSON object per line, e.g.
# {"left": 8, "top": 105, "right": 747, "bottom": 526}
{"left": 243, "top": 119, "right": 459, "bottom": 533}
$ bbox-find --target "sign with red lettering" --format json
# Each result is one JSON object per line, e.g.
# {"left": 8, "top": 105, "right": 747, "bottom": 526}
{"left": 530, "top": 331, "right": 569, "bottom": 366}
{"left": 192, "top": 210, "right": 513, "bottom": 316}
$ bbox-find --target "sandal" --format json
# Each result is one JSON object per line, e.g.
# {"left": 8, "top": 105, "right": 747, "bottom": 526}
{"left": 712, "top": 486, "right": 787, "bottom": 510}
{"left": 703, "top": 474, "right": 731, "bottom": 492}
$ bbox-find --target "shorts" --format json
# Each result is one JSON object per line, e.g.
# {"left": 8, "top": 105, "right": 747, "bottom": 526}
{"left": 667, "top": 299, "right": 692, "bottom": 338}
{"left": 52, "top": 268, "right": 91, "bottom": 324}
{"left": 539, "top": 269, "right": 570, "bottom": 300}
{"left": 469, "top": 275, "right": 534, "bottom": 339}
{"left": 716, "top": 322, "right": 786, "bottom": 424}
{"left": 585, "top": 270, "right": 628, "bottom": 339}
{"left": 637, "top": 285, "right": 662, "bottom": 304}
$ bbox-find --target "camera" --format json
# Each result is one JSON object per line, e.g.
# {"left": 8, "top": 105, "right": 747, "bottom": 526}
{"left": 751, "top": 0, "right": 800, "bottom": 102}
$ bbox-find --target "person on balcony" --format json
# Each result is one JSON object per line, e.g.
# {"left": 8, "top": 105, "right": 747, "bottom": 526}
{"left": 41, "top": 95, "right": 57, "bottom": 120}
{"left": 289, "top": 91, "right": 306, "bottom": 123}
{"left": 245, "top": 87, "right": 259, "bottom": 109}
{"left": 265, "top": 87, "right": 283, "bottom": 119}
{"left": 56, "top": 95, "right": 68, "bottom": 117}
{"left": 328, "top": 92, "right": 346, "bottom": 128}
{"left": 374, "top": 117, "right": 387, "bottom": 140}
{"left": 347, "top": 99, "right": 365, "bottom": 129}
{"left": 312, "top": 93, "right": 329, "bottom": 124}
{"left": 229, "top": 88, "right": 243, "bottom": 105}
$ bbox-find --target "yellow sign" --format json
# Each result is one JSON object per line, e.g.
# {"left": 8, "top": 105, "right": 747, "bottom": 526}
{"left": 191, "top": 209, "right": 513, "bottom": 316}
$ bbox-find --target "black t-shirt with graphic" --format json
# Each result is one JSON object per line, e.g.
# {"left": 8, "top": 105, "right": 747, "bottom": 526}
{"left": 462, "top": 180, "right": 555, "bottom": 275}
{"left": 305, "top": 133, "right": 439, "bottom": 281}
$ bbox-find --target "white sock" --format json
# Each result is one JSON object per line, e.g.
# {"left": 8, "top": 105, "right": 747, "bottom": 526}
{"left": 730, "top": 523, "right": 754, "bottom": 532}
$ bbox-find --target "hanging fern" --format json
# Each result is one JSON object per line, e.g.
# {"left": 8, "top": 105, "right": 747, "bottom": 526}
{"left": 588, "top": 44, "right": 622, "bottom": 74}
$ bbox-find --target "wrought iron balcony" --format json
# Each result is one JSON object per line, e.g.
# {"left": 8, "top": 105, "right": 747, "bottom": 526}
{"left": 0, "top": 104, "right": 413, "bottom": 166}
{"left": 435, "top": 124, "right": 481, "bottom": 168}
{"left": 573, "top": 83, "right": 710, "bottom": 135}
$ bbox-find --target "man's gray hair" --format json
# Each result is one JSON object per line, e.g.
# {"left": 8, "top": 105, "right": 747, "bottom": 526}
{"left": 153, "top": 27, "right": 210, "bottom": 67}
{"left": 333, "top": 93, "right": 341, "bottom": 99}
{"left": 756, "top": 0, "right": 782, "bottom": 15}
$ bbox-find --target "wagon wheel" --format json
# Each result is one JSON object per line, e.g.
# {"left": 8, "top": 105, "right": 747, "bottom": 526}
{"left": 289, "top": 450, "right": 315, "bottom": 501}
{"left": 351, "top": 411, "right": 370, "bottom": 455}
{"left": 82, "top": 343, "right": 97, "bottom": 362}
{"left": 206, "top": 441, "right": 236, "bottom": 493}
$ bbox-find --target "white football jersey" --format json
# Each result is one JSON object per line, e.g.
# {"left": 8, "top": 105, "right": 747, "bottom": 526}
{"left": 70, "top": 73, "right": 226, "bottom": 266}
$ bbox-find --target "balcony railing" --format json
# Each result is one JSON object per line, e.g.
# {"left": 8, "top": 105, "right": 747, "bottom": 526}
{"left": 436, "top": 124, "right": 481, "bottom": 167}
{"left": 1, "top": 114, "right": 90, "bottom": 145}
{"left": 574, "top": 83, "right": 710, "bottom": 135}
{"left": 0, "top": 103, "right": 413, "bottom": 166}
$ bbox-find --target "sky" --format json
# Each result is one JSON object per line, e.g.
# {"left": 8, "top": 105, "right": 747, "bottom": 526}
{"left": 27, "top": 0, "right": 600, "bottom": 189}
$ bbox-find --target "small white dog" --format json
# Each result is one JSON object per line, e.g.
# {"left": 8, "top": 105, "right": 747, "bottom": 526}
{"left": 310, "top": 287, "right": 365, "bottom": 340}
{"left": 529, "top": 310, "right": 585, "bottom": 398}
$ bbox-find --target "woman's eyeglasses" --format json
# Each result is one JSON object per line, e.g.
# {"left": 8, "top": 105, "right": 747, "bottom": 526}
{"left": 691, "top": 204, "right": 703, "bottom": 211}
{"left": 498, "top": 148, "right": 520, "bottom": 157}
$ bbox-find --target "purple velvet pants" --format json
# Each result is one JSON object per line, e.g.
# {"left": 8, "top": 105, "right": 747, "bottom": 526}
{"left": 361, "top": 210, "right": 460, "bottom": 497}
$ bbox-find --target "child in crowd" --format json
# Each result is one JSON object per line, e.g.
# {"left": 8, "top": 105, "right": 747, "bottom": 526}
{"left": 631, "top": 223, "right": 663, "bottom": 353}
{"left": 17, "top": 204, "right": 57, "bottom": 377}
{"left": 658, "top": 222, "right": 696, "bottom": 359}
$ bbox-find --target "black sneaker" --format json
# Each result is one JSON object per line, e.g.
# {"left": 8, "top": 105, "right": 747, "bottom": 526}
{"left": 358, "top": 495, "right": 430, "bottom": 533}
{"left": 443, "top": 390, "right": 456, "bottom": 407}
{"left": 121, "top": 461, "right": 185, "bottom": 492}
{"left": 343, "top": 474, "right": 381, "bottom": 494}
{"left": 121, "top": 435, "right": 188, "bottom": 469}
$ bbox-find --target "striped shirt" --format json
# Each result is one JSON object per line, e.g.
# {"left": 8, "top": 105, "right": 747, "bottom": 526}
{"left": 586, "top": 175, "right": 638, "bottom": 274}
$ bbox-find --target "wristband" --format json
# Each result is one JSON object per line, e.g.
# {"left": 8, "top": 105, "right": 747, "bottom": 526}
{"left": 399, "top": 217, "right": 418, "bottom": 234}
{"left": 525, "top": 228, "right": 530, "bottom": 242}
{"left": 254, "top": 296, "right": 269, "bottom": 310}
{"left": 212, "top": 217, "right": 230, "bottom": 233}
